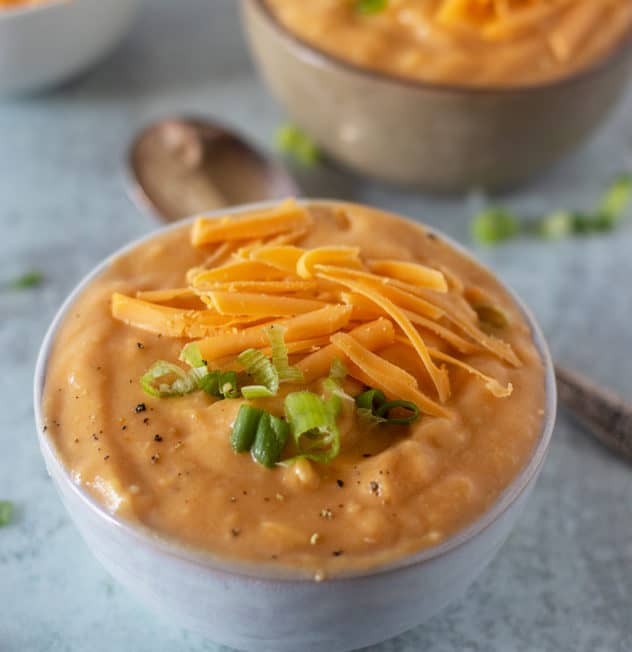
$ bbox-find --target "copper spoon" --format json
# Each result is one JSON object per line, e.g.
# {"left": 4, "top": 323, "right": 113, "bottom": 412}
{"left": 127, "top": 115, "right": 631, "bottom": 462}
{"left": 128, "top": 116, "right": 299, "bottom": 222}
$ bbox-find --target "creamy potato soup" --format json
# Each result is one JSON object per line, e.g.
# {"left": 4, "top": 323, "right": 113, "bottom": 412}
{"left": 43, "top": 201, "right": 545, "bottom": 578}
{"left": 265, "top": 0, "right": 632, "bottom": 87}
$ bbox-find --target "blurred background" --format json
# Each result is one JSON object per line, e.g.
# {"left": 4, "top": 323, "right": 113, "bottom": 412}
{"left": 2, "top": 1, "right": 632, "bottom": 651}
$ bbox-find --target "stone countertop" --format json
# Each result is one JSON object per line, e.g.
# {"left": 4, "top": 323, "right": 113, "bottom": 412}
{"left": 2, "top": 2, "right": 631, "bottom": 651}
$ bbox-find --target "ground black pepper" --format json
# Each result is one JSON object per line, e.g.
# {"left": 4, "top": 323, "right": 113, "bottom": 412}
{"left": 135, "top": 403, "right": 146, "bottom": 413}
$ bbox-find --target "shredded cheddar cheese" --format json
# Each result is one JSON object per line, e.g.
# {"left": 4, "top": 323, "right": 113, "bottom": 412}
{"left": 110, "top": 200, "right": 522, "bottom": 414}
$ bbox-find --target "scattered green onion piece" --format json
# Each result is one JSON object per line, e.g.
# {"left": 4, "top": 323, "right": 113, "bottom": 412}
{"left": 267, "top": 324, "right": 303, "bottom": 383}
{"left": 276, "top": 124, "right": 321, "bottom": 167}
{"left": 472, "top": 304, "right": 510, "bottom": 330}
{"left": 199, "top": 370, "right": 240, "bottom": 399}
{"left": 356, "top": 0, "right": 388, "bottom": 15}
{"left": 471, "top": 208, "right": 520, "bottom": 246}
{"left": 597, "top": 173, "right": 632, "bottom": 224}
{"left": 322, "top": 357, "right": 350, "bottom": 408}
{"left": 0, "top": 501, "right": 12, "bottom": 527}
{"left": 355, "top": 388, "right": 387, "bottom": 412}
{"left": 538, "top": 210, "right": 575, "bottom": 240}
{"left": 375, "top": 399, "right": 420, "bottom": 425}
{"left": 8, "top": 270, "right": 43, "bottom": 289}
{"left": 231, "top": 405, "right": 264, "bottom": 453}
{"left": 140, "top": 361, "right": 206, "bottom": 397}
{"left": 284, "top": 391, "right": 341, "bottom": 464}
{"left": 328, "top": 357, "right": 347, "bottom": 386}
{"left": 180, "top": 343, "right": 206, "bottom": 368}
{"left": 251, "top": 413, "right": 290, "bottom": 468}
{"left": 238, "top": 347, "right": 279, "bottom": 399}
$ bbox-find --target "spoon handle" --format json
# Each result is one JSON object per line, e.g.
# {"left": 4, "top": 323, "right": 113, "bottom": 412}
{"left": 555, "top": 365, "right": 632, "bottom": 462}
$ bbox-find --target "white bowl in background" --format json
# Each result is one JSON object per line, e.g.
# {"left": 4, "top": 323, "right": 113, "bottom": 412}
{"left": 0, "top": 0, "right": 141, "bottom": 95}
{"left": 34, "top": 200, "right": 557, "bottom": 652}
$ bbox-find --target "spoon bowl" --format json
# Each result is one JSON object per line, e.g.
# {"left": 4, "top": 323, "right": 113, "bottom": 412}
{"left": 128, "top": 116, "right": 299, "bottom": 222}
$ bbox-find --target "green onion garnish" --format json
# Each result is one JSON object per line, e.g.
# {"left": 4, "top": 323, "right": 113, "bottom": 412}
{"left": 276, "top": 124, "right": 321, "bottom": 167}
{"left": 199, "top": 370, "right": 240, "bottom": 399}
{"left": 472, "top": 304, "right": 509, "bottom": 330}
{"left": 8, "top": 270, "right": 43, "bottom": 290}
{"left": 597, "top": 173, "right": 632, "bottom": 224}
{"left": 267, "top": 324, "right": 303, "bottom": 383}
{"left": 471, "top": 208, "right": 520, "bottom": 246}
{"left": 355, "top": 388, "right": 420, "bottom": 425}
{"left": 140, "top": 361, "right": 206, "bottom": 397}
{"left": 251, "top": 412, "right": 290, "bottom": 468}
{"left": 238, "top": 348, "right": 279, "bottom": 399}
{"left": 231, "top": 405, "right": 265, "bottom": 453}
{"left": 537, "top": 210, "right": 575, "bottom": 240}
{"left": 284, "top": 391, "right": 341, "bottom": 464}
{"left": 356, "top": 0, "right": 388, "bottom": 15}
{"left": 473, "top": 173, "right": 632, "bottom": 245}
{"left": 355, "top": 388, "right": 387, "bottom": 412}
{"left": 328, "top": 357, "right": 347, "bottom": 386}
{"left": 375, "top": 399, "right": 420, "bottom": 425}
{"left": 355, "top": 388, "right": 388, "bottom": 426}
{"left": 0, "top": 501, "right": 13, "bottom": 527}
{"left": 180, "top": 343, "right": 206, "bottom": 368}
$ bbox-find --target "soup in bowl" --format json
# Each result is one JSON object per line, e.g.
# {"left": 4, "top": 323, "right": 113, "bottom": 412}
{"left": 265, "top": 0, "right": 632, "bottom": 88}
{"left": 35, "top": 200, "right": 556, "bottom": 650}
{"left": 242, "top": 1, "right": 632, "bottom": 190}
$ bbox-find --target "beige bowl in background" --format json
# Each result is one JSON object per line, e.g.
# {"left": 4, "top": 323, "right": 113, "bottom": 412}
{"left": 242, "top": 0, "right": 632, "bottom": 192}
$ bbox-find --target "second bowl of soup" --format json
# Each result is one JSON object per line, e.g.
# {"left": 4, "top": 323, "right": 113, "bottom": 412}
{"left": 242, "top": 0, "right": 632, "bottom": 191}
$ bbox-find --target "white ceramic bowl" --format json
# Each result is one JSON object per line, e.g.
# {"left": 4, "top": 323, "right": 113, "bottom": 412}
{"left": 0, "top": 0, "right": 140, "bottom": 95}
{"left": 34, "top": 200, "right": 557, "bottom": 652}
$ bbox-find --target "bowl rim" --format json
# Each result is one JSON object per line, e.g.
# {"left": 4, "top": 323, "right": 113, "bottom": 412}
{"left": 33, "top": 198, "right": 557, "bottom": 583}
{"left": 250, "top": 0, "right": 632, "bottom": 95}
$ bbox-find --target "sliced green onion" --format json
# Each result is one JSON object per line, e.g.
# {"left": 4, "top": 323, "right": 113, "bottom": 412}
{"left": 0, "top": 500, "right": 12, "bottom": 527}
{"left": 180, "top": 343, "right": 206, "bottom": 368}
{"left": 267, "top": 324, "right": 303, "bottom": 383}
{"left": 356, "top": 0, "right": 388, "bottom": 15}
{"left": 140, "top": 361, "right": 206, "bottom": 397}
{"left": 597, "top": 173, "right": 632, "bottom": 223}
{"left": 355, "top": 389, "right": 419, "bottom": 425}
{"left": 199, "top": 370, "right": 239, "bottom": 399}
{"left": 538, "top": 210, "right": 575, "bottom": 240}
{"left": 8, "top": 270, "right": 43, "bottom": 290}
{"left": 375, "top": 399, "right": 420, "bottom": 425}
{"left": 355, "top": 388, "right": 386, "bottom": 412}
{"left": 322, "top": 357, "right": 351, "bottom": 416}
{"left": 284, "top": 391, "right": 341, "bottom": 464}
{"left": 251, "top": 413, "right": 290, "bottom": 468}
{"left": 356, "top": 407, "right": 387, "bottom": 427}
{"left": 471, "top": 208, "right": 520, "bottom": 246}
{"left": 231, "top": 405, "right": 264, "bottom": 453}
{"left": 238, "top": 347, "right": 279, "bottom": 399}
{"left": 276, "top": 124, "right": 321, "bottom": 167}
{"left": 328, "top": 357, "right": 347, "bottom": 386}
{"left": 473, "top": 304, "right": 510, "bottom": 330}
{"left": 241, "top": 385, "right": 276, "bottom": 399}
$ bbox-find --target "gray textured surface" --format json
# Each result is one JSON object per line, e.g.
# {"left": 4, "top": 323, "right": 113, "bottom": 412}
{"left": 2, "top": 2, "right": 632, "bottom": 651}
